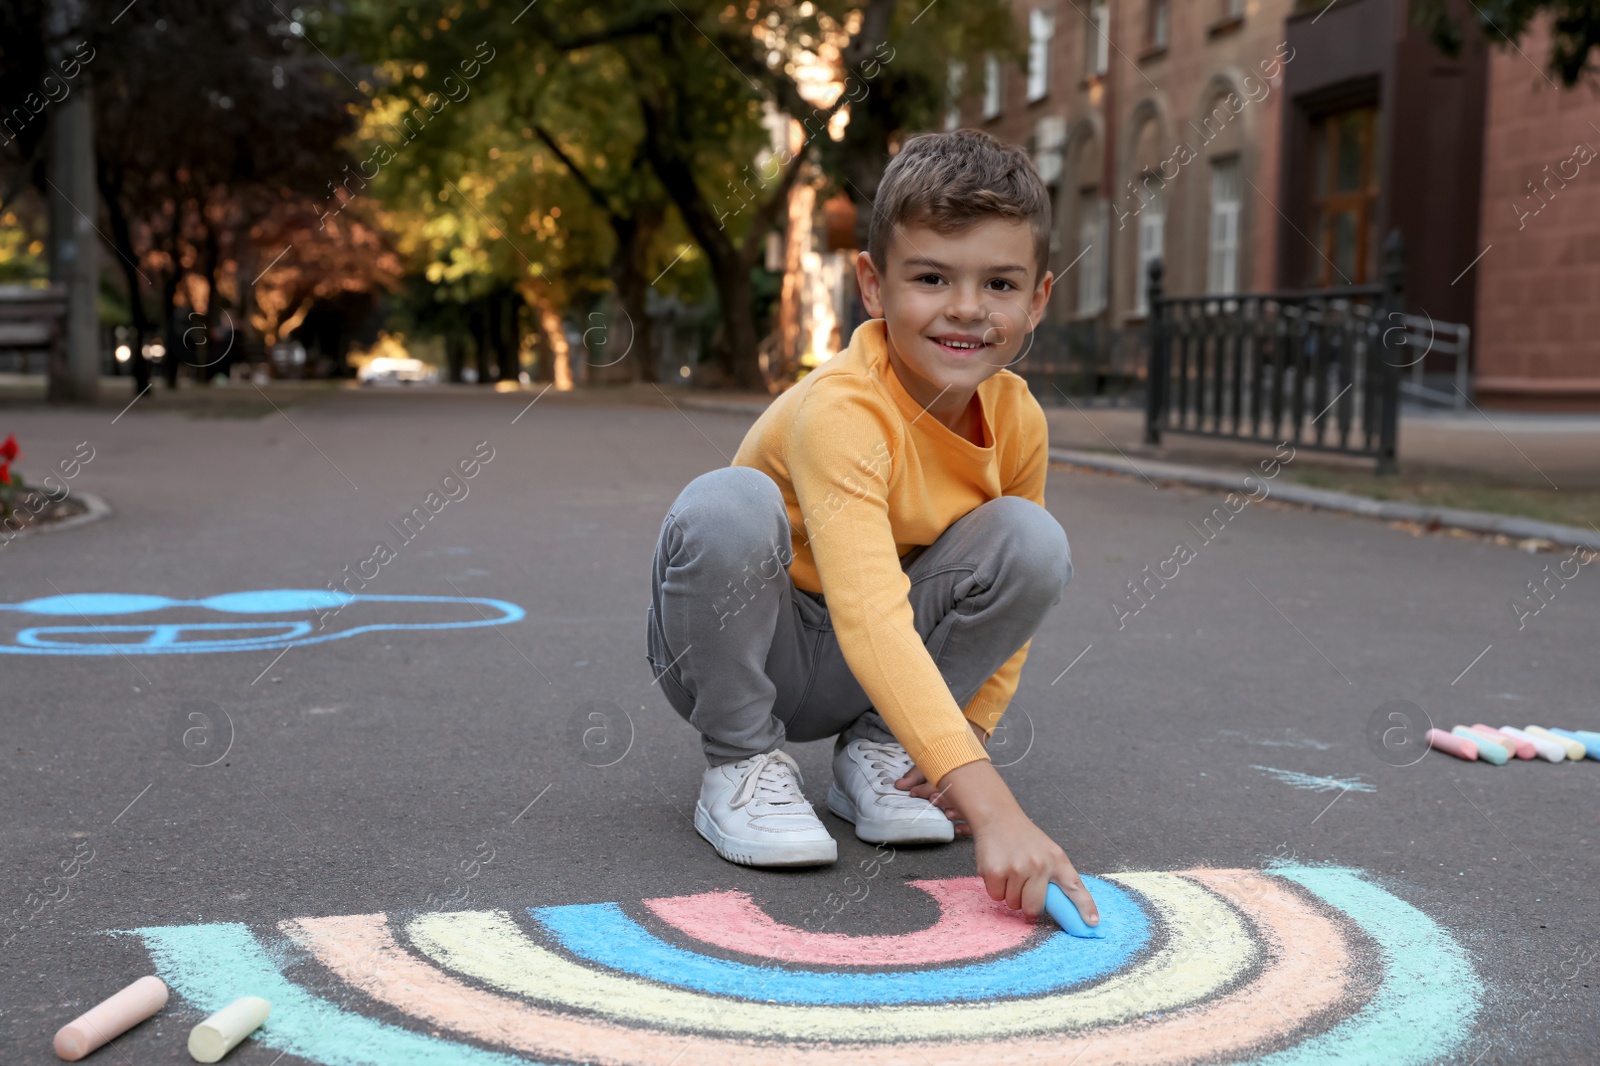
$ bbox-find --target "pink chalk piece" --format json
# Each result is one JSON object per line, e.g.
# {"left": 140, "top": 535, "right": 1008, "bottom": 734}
{"left": 53, "top": 974, "right": 167, "bottom": 1061}
{"left": 1470, "top": 725, "right": 1534, "bottom": 760}
{"left": 643, "top": 877, "right": 1035, "bottom": 966}
{"left": 1426, "top": 728, "right": 1479, "bottom": 761}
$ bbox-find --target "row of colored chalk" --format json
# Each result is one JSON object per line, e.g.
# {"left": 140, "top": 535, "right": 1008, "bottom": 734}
{"left": 53, "top": 975, "right": 268, "bottom": 1062}
{"left": 1425, "top": 725, "right": 1600, "bottom": 765}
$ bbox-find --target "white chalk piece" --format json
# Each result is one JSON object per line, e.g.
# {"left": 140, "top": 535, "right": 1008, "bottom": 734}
{"left": 187, "top": 996, "right": 271, "bottom": 1063}
{"left": 53, "top": 974, "right": 168, "bottom": 1061}
{"left": 1499, "top": 725, "right": 1566, "bottom": 763}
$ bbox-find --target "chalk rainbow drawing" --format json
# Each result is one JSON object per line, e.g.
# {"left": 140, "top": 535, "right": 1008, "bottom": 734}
{"left": 123, "top": 864, "right": 1480, "bottom": 1065}
{"left": 0, "top": 589, "right": 524, "bottom": 655}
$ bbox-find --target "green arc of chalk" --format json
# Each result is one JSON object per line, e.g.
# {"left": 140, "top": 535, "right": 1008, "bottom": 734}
{"left": 1254, "top": 866, "right": 1482, "bottom": 1066}
{"left": 119, "top": 923, "right": 541, "bottom": 1066}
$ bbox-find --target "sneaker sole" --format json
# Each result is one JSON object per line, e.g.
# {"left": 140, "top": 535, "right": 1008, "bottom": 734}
{"left": 694, "top": 802, "right": 837, "bottom": 867}
{"left": 826, "top": 784, "right": 957, "bottom": 845}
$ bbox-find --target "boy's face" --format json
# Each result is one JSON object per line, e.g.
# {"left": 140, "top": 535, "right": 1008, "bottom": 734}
{"left": 856, "top": 217, "right": 1053, "bottom": 404}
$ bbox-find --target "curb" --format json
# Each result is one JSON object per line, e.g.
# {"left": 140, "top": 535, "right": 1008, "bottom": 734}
{"left": 1047, "top": 449, "right": 1600, "bottom": 550}
{"left": 678, "top": 395, "right": 1600, "bottom": 551}
{"left": 0, "top": 490, "right": 111, "bottom": 546}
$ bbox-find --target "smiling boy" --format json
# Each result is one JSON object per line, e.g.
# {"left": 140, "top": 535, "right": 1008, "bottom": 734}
{"left": 645, "top": 129, "right": 1098, "bottom": 927}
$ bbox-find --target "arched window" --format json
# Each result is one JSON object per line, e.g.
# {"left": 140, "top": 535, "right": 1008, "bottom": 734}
{"left": 1136, "top": 186, "right": 1165, "bottom": 315}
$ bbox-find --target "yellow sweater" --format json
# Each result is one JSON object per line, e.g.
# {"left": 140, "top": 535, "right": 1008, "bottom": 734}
{"left": 732, "top": 318, "right": 1051, "bottom": 786}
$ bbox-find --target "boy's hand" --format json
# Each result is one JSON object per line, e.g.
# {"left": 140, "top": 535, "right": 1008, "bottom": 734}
{"left": 908, "top": 756, "right": 1100, "bottom": 928}
{"left": 968, "top": 804, "right": 1097, "bottom": 925}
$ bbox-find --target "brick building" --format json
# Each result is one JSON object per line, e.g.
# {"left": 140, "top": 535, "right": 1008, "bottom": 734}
{"left": 949, "top": 0, "right": 1299, "bottom": 326}
{"left": 802, "top": 0, "right": 1593, "bottom": 406}
{"left": 941, "top": 0, "right": 1493, "bottom": 394}
{"left": 1473, "top": 21, "right": 1600, "bottom": 408}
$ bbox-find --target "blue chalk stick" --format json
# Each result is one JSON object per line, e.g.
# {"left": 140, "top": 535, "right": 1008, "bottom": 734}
{"left": 1046, "top": 882, "right": 1105, "bottom": 939}
{"left": 1549, "top": 728, "right": 1598, "bottom": 759}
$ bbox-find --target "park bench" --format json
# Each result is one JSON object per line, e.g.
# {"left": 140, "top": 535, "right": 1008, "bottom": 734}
{"left": 0, "top": 282, "right": 68, "bottom": 376}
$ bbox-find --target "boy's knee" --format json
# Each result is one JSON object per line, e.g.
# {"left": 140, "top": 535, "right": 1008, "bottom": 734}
{"left": 672, "top": 466, "right": 791, "bottom": 563}
{"left": 993, "top": 496, "right": 1072, "bottom": 593}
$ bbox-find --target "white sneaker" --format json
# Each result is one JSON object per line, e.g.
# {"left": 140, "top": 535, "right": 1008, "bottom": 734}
{"left": 828, "top": 737, "right": 956, "bottom": 845}
{"left": 694, "top": 750, "right": 837, "bottom": 867}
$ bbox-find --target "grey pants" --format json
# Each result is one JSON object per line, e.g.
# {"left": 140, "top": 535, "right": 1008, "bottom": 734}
{"left": 645, "top": 466, "right": 1073, "bottom": 765}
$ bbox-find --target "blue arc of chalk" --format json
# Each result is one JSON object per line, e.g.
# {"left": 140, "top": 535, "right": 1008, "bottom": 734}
{"left": 530, "top": 875, "right": 1147, "bottom": 1005}
{"left": 1253, "top": 865, "right": 1481, "bottom": 1066}
{"left": 124, "top": 923, "right": 541, "bottom": 1066}
{"left": 0, "top": 591, "right": 524, "bottom": 655}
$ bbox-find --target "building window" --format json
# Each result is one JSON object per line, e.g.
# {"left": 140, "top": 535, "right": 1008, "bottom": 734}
{"left": 1077, "top": 194, "right": 1108, "bottom": 317}
{"left": 1136, "top": 190, "right": 1165, "bottom": 316}
{"left": 1027, "top": 9, "right": 1055, "bottom": 102}
{"left": 1149, "top": 0, "right": 1169, "bottom": 49}
{"left": 1083, "top": 1, "right": 1109, "bottom": 77}
{"left": 1033, "top": 116, "right": 1067, "bottom": 185}
{"left": 1207, "top": 157, "right": 1242, "bottom": 295}
{"left": 1307, "top": 104, "right": 1379, "bottom": 285}
{"left": 982, "top": 53, "right": 1002, "bottom": 119}
{"left": 945, "top": 60, "right": 965, "bottom": 130}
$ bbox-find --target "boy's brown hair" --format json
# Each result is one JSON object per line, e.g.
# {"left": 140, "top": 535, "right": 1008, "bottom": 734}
{"left": 868, "top": 128, "right": 1053, "bottom": 281}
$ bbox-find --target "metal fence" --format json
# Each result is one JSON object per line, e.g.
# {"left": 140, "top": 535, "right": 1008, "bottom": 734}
{"left": 1144, "top": 231, "right": 1407, "bottom": 473}
{"left": 1013, "top": 321, "right": 1148, "bottom": 406}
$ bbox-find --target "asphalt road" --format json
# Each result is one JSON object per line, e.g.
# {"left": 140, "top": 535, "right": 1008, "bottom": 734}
{"left": 1, "top": 385, "right": 1595, "bottom": 1065}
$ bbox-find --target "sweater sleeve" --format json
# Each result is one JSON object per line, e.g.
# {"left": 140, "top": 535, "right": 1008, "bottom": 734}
{"left": 962, "top": 389, "right": 1050, "bottom": 741}
{"left": 789, "top": 380, "right": 991, "bottom": 786}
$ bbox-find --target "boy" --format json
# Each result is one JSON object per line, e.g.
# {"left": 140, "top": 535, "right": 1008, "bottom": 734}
{"left": 645, "top": 128, "right": 1098, "bottom": 927}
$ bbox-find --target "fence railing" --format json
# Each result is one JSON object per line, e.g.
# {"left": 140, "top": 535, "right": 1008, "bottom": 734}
{"left": 1014, "top": 321, "right": 1147, "bottom": 406}
{"left": 1144, "top": 230, "right": 1407, "bottom": 474}
{"left": 1393, "top": 312, "right": 1471, "bottom": 411}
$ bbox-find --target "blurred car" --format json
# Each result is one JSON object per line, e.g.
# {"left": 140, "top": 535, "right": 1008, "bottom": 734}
{"left": 358, "top": 356, "right": 439, "bottom": 386}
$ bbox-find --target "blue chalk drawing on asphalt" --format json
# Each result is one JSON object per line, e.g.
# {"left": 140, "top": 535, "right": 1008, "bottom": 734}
{"left": 532, "top": 873, "right": 1147, "bottom": 1006}
{"left": 1251, "top": 766, "right": 1376, "bottom": 794}
{"left": 0, "top": 590, "right": 524, "bottom": 655}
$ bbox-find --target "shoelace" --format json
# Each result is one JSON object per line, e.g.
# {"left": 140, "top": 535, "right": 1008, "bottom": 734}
{"left": 729, "top": 750, "right": 808, "bottom": 809}
{"left": 855, "top": 740, "right": 914, "bottom": 787}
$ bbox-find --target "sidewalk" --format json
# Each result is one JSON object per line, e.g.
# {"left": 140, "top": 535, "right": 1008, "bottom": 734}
{"left": 664, "top": 384, "right": 1598, "bottom": 542}
{"left": 1040, "top": 405, "right": 1600, "bottom": 490}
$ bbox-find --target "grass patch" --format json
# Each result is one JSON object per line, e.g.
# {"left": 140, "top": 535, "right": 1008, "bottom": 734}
{"left": 1288, "top": 466, "right": 1600, "bottom": 529}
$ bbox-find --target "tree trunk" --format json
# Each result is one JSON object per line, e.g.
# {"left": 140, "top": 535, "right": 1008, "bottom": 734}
{"left": 446, "top": 333, "right": 465, "bottom": 383}
{"left": 196, "top": 214, "right": 222, "bottom": 382}
{"left": 160, "top": 270, "right": 183, "bottom": 389}
{"left": 637, "top": 100, "right": 765, "bottom": 391}
{"left": 469, "top": 299, "right": 491, "bottom": 383}
{"left": 95, "top": 167, "right": 152, "bottom": 395}
{"left": 707, "top": 250, "right": 761, "bottom": 391}
{"left": 611, "top": 206, "right": 664, "bottom": 384}
{"left": 497, "top": 288, "right": 521, "bottom": 383}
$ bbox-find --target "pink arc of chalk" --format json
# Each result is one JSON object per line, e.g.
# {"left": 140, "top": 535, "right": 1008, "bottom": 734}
{"left": 641, "top": 877, "right": 1035, "bottom": 966}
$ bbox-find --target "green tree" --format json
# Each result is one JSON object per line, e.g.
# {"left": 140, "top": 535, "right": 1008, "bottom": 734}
{"left": 1416, "top": 0, "right": 1600, "bottom": 85}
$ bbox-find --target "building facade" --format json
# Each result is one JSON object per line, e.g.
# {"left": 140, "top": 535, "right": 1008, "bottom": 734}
{"left": 946, "top": 0, "right": 1500, "bottom": 396}
{"left": 950, "top": 0, "right": 1299, "bottom": 328}
{"left": 1473, "top": 19, "right": 1600, "bottom": 408}
{"left": 790, "top": 0, "right": 1593, "bottom": 405}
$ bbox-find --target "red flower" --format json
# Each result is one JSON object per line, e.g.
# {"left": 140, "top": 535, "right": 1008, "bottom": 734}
{"left": 0, "top": 435, "right": 15, "bottom": 462}
{"left": 0, "top": 462, "right": 9, "bottom": 485}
